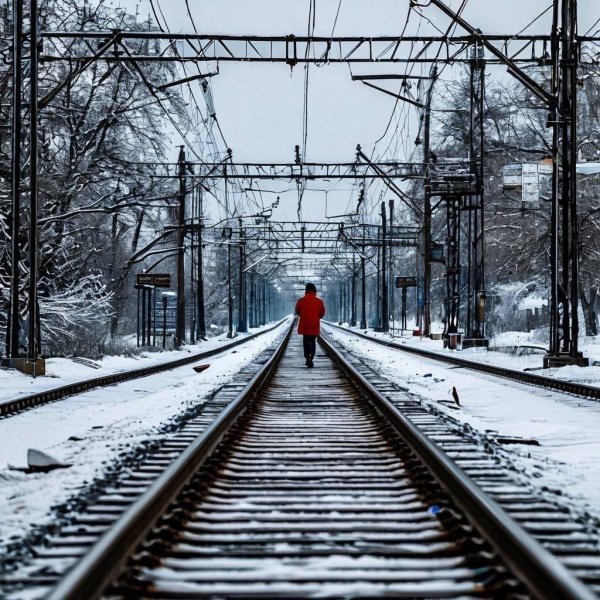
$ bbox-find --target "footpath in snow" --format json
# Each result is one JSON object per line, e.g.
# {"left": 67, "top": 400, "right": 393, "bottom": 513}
{"left": 325, "top": 324, "right": 600, "bottom": 521}
{"left": 0, "top": 321, "right": 288, "bottom": 546}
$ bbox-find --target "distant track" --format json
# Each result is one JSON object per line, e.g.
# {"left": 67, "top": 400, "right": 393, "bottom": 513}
{"left": 325, "top": 322, "right": 600, "bottom": 401}
{"left": 0, "top": 319, "right": 289, "bottom": 419}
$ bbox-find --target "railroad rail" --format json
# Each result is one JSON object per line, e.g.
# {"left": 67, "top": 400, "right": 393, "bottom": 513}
{"left": 1, "top": 325, "right": 593, "bottom": 598}
{"left": 0, "top": 319, "right": 288, "bottom": 419}
{"left": 325, "top": 322, "right": 600, "bottom": 401}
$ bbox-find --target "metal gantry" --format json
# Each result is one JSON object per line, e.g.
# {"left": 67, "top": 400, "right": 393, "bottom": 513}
{"left": 3, "top": 0, "right": 597, "bottom": 366}
{"left": 422, "top": 0, "right": 589, "bottom": 364}
{"left": 39, "top": 32, "right": 557, "bottom": 65}
{"left": 136, "top": 160, "right": 426, "bottom": 181}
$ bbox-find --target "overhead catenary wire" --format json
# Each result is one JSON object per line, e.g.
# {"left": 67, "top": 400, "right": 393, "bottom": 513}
{"left": 362, "top": 0, "right": 472, "bottom": 222}
{"left": 151, "top": 0, "right": 265, "bottom": 222}
{"left": 297, "top": 0, "right": 317, "bottom": 220}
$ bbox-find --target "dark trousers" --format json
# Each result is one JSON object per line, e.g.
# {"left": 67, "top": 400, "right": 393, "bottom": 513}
{"left": 303, "top": 335, "right": 317, "bottom": 359}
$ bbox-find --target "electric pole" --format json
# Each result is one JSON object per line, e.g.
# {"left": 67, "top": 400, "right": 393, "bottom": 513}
{"left": 351, "top": 252, "right": 357, "bottom": 327}
{"left": 175, "top": 146, "right": 186, "bottom": 348}
{"left": 381, "top": 202, "right": 388, "bottom": 332}
{"left": 8, "top": 0, "right": 23, "bottom": 358}
{"left": 422, "top": 65, "right": 437, "bottom": 337}
{"left": 28, "top": 0, "right": 39, "bottom": 359}
{"left": 388, "top": 199, "right": 394, "bottom": 334}
{"left": 360, "top": 227, "right": 367, "bottom": 329}
{"left": 545, "top": 0, "right": 587, "bottom": 366}
{"left": 227, "top": 230, "right": 233, "bottom": 338}
{"left": 197, "top": 187, "right": 206, "bottom": 339}
{"left": 238, "top": 218, "right": 247, "bottom": 332}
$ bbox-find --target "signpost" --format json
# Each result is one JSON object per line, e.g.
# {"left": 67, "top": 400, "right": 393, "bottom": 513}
{"left": 134, "top": 274, "right": 172, "bottom": 347}
{"left": 136, "top": 273, "right": 171, "bottom": 288}
{"left": 395, "top": 276, "right": 417, "bottom": 333}
{"left": 395, "top": 276, "right": 417, "bottom": 288}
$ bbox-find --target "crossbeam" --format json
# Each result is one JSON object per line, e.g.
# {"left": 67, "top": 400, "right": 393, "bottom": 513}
{"left": 40, "top": 32, "right": 556, "bottom": 65}
{"left": 149, "top": 161, "right": 425, "bottom": 181}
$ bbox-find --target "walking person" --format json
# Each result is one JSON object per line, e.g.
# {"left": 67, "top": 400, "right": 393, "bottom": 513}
{"left": 295, "top": 282, "right": 326, "bottom": 368}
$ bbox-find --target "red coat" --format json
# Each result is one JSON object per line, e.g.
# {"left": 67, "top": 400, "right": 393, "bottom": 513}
{"left": 295, "top": 291, "right": 326, "bottom": 336}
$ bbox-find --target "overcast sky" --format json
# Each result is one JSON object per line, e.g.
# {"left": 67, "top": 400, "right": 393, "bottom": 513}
{"left": 112, "top": 0, "right": 600, "bottom": 224}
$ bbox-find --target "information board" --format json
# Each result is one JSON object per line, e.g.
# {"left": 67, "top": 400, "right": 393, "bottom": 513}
{"left": 395, "top": 276, "right": 417, "bottom": 288}
{"left": 136, "top": 273, "right": 171, "bottom": 288}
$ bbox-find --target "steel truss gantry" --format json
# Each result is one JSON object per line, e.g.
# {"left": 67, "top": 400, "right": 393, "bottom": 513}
{"left": 206, "top": 221, "right": 419, "bottom": 256}
{"left": 38, "top": 32, "right": 559, "bottom": 66}
{"left": 149, "top": 161, "right": 425, "bottom": 181}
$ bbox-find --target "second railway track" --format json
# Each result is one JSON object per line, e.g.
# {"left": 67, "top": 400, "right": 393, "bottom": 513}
{"left": 3, "top": 325, "right": 599, "bottom": 599}
{"left": 0, "top": 319, "right": 287, "bottom": 419}
{"left": 324, "top": 322, "right": 600, "bottom": 402}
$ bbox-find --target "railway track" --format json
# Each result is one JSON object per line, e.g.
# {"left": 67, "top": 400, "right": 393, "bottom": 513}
{"left": 325, "top": 322, "right": 600, "bottom": 401}
{"left": 2, "top": 326, "right": 598, "bottom": 599}
{"left": 0, "top": 319, "right": 287, "bottom": 419}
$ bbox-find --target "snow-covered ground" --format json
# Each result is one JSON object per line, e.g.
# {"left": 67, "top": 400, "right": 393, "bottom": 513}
{"left": 0, "top": 321, "right": 288, "bottom": 546}
{"left": 0, "top": 321, "right": 282, "bottom": 404}
{"left": 325, "top": 324, "right": 600, "bottom": 520}
{"left": 334, "top": 323, "right": 600, "bottom": 387}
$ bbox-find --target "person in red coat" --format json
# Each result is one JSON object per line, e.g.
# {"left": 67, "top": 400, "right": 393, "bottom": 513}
{"left": 295, "top": 282, "right": 326, "bottom": 368}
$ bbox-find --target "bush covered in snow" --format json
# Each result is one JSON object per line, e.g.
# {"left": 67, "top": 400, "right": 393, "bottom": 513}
{"left": 40, "top": 276, "right": 113, "bottom": 357}
{"left": 487, "top": 281, "right": 549, "bottom": 340}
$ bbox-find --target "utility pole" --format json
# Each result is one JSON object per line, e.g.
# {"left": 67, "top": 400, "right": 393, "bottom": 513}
{"left": 261, "top": 277, "right": 266, "bottom": 325}
{"left": 545, "top": 0, "right": 586, "bottom": 366}
{"left": 248, "top": 268, "right": 255, "bottom": 328}
{"left": 227, "top": 231, "right": 233, "bottom": 338}
{"left": 464, "top": 41, "right": 486, "bottom": 345}
{"left": 222, "top": 164, "right": 234, "bottom": 338}
{"left": 549, "top": 0, "right": 560, "bottom": 362}
{"left": 560, "top": 0, "right": 582, "bottom": 364}
{"left": 8, "top": 0, "right": 23, "bottom": 358}
{"left": 422, "top": 65, "right": 437, "bottom": 337}
{"left": 388, "top": 199, "right": 394, "bottom": 333}
{"left": 375, "top": 226, "right": 381, "bottom": 329}
{"left": 238, "top": 218, "right": 247, "bottom": 332}
{"left": 351, "top": 252, "right": 357, "bottom": 327}
{"left": 360, "top": 228, "right": 367, "bottom": 329}
{"left": 381, "top": 202, "right": 389, "bottom": 332}
{"left": 258, "top": 273, "right": 262, "bottom": 326}
{"left": 28, "top": 0, "right": 39, "bottom": 359}
{"left": 175, "top": 146, "right": 186, "bottom": 348}
{"left": 196, "top": 187, "right": 206, "bottom": 339}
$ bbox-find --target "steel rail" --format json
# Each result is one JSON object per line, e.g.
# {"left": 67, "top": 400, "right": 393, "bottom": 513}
{"left": 0, "top": 318, "right": 289, "bottom": 418}
{"left": 318, "top": 332, "right": 596, "bottom": 600}
{"left": 46, "top": 319, "right": 294, "bottom": 600}
{"left": 325, "top": 322, "right": 600, "bottom": 401}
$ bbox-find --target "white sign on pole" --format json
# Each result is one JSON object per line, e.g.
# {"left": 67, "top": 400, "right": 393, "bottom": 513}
{"left": 522, "top": 163, "right": 540, "bottom": 203}
{"left": 502, "top": 161, "right": 552, "bottom": 202}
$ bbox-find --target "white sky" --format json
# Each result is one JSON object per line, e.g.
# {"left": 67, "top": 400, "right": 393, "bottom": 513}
{"left": 112, "top": 0, "right": 600, "bottom": 225}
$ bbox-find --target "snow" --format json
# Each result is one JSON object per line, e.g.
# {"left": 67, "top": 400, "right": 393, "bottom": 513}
{"left": 0, "top": 321, "right": 288, "bottom": 546}
{"left": 336, "top": 324, "right": 600, "bottom": 387}
{"left": 325, "top": 324, "right": 600, "bottom": 520}
{"left": 0, "top": 322, "right": 280, "bottom": 404}
{"left": 576, "top": 161, "right": 600, "bottom": 174}
{"left": 516, "top": 297, "right": 546, "bottom": 311}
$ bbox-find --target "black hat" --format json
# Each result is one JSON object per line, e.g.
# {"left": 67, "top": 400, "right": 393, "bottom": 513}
{"left": 305, "top": 282, "right": 317, "bottom": 293}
